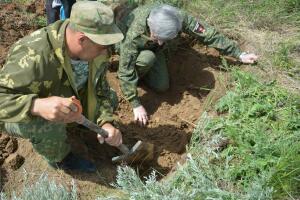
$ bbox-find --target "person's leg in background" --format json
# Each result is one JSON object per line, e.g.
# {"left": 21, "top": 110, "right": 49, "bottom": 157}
{"left": 45, "top": 0, "right": 60, "bottom": 25}
{"left": 61, "top": 0, "right": 76, "bottom": 18}
{"left": 136, "top": 50, "right": 169, "bottom": 92}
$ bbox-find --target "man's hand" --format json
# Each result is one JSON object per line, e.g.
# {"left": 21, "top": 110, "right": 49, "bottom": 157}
{"left": 239, "top": 52, "right": 259, "bottom": 64}
{"left": 31, "top": 96, "right": 80, "bottom": 123}
{"left": 133, "top": 105, "right": 148, "bottom": 126}
{"left": 97, "top": 123, "right": 122, "bottom": 147}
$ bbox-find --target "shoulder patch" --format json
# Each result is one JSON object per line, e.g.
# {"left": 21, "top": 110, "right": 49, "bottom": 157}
{"left": 193, "top": 22, "right": 206, "bottom": 33}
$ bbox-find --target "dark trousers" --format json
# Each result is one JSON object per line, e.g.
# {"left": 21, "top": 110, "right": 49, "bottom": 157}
{"left": 61, "top": 0, "right": 76, "bottom": 18}
{"left": 45, "top": 0, "right": 76, "bottom": 25}
{"left": 45, "top": 0, "right": 60, "bottom": 25}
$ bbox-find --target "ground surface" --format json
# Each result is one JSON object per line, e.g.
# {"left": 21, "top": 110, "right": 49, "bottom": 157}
{"left": 0, "top": 1, "right": 231, "bottom": 199}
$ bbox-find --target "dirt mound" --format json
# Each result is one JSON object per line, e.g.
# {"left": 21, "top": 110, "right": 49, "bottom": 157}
{"left": 0, "top": 1, "right": 45, "bottom": 66}
{"left": 0, "top": 134, "right": 22, "bottom": 168}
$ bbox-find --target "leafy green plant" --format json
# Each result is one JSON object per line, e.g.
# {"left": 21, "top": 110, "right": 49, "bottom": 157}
{"left": 34, "top": 16, "right": 47, "bottom": 28}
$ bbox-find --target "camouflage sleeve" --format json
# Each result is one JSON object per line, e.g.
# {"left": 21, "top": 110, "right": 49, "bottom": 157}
{"left": 117, "top": 34, "right": 141, "bottom": 108}
{"left": 95, "top": 65, "right": 115, "bottom": 126}
{"left": 0, "top": 44, "right": 40, "bottom": 123}
{"left": 180, "top": 11, "right": 243, "bottom": 58}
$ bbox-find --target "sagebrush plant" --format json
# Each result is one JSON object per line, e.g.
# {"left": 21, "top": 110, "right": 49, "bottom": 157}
{"left": 0, "top": 174, "right": 77, "bottom": 200}
{"left": 111, "top": 69, "right": 299, "bottom": 199}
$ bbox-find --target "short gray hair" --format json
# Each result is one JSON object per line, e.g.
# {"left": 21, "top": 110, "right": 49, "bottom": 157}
{"left": 147, "top": 5, "right": 182, "bottom": 41}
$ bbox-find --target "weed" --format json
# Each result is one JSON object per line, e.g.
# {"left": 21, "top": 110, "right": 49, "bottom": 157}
{"left": 34, "top": 16, "right": 47, "bottom": 28}
{"left": 273, "top": 42, "right": 295, "bottom": 69}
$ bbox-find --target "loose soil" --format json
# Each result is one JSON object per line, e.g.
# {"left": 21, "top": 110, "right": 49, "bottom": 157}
{"left": 0, "top": 1, "right": 231, "bottom": 199}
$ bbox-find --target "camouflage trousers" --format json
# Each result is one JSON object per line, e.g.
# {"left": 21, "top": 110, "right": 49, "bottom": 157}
{"left": 136, "top": 50, "right": 169, "bottom": 92}
{"left": 3, "top": 90, "right": 118, "bottom": 163}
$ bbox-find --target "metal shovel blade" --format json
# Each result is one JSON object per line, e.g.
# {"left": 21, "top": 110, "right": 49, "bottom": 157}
{"left": 112, "top": 140, "right": 154, "bottom": 163}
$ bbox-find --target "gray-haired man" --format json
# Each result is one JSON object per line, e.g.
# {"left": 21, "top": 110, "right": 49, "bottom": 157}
{"left": 116, "top": 3, "right": 258, "bottom": 126}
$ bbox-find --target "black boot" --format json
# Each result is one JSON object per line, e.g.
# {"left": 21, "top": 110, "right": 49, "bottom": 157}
{"left": 49, "top": 152, "right": 96, "bottom": 173}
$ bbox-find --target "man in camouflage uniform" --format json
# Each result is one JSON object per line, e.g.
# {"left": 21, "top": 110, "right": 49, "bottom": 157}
{"left": 0, "top": 1, "right": 124, "bottom": 172}
{"left": 116, "top": 3, "right": 258, "bottom": 126}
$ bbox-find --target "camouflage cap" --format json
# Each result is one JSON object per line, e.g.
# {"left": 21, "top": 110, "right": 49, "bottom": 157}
{"left": 69, "top": 1, "right": 124, "bottom": 45}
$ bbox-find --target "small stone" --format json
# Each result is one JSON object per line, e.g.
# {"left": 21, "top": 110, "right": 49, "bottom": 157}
{"left": 5, "top": 138, "right": 18, "bottom": 154}
{"left": 4, "top": 153, "right": 24, "bottom": 170}
{"left": 154, "top": 117, "right": 160, "bottom": 122}
{"left": 9, "top": 29, "right": 17, "bottom": 37}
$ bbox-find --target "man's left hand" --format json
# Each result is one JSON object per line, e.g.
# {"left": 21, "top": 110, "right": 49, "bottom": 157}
{"left": 239, "top": 52, "right": 259, "bottom": 64}
{"left": 97, "top": 123, "right": 122, "bottom": 147}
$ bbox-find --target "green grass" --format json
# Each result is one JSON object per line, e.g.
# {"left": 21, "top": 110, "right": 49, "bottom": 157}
{"left": 33, "top": 16, "right": 47, "bottom": 28}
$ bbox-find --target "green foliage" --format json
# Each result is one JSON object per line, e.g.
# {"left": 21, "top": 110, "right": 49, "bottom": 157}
{"left": 212, "top": 69, "right": 300, "bottom": 198}
{"left": 273, "top": 42, "right": 300, "bottom": 78}
{"left": 112, "top": 69, "right": 300, "bottom": 199}
{"left": 0, "top": 174, "right": 77, "bottom": 200}
{"left": 34, "top": 16, "right": 47, "bottom": 28}
{"left": 183, "top": 0, "right": 300, "bottom": 28}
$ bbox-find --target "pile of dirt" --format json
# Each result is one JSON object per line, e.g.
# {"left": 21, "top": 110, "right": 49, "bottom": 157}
{"left": 0, "top": 1, "right": 45, "bottom": 66}
{"left": 0, "top": 134, "right": 23, "bottom": 170}
{"left": 0, "top": 1, "right": 228, "bottom": 198}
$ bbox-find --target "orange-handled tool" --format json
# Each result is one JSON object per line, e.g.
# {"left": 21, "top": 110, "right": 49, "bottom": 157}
{"left": 70, "top": 97, "right": 143, "bottom": 163}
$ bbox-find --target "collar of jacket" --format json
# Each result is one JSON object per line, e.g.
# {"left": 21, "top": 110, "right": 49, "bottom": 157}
{"left": 47, "top": 20, "right": 79, "bottom": 97}
{"left": 46, "top": 20, "right": 109, "bottom": 122}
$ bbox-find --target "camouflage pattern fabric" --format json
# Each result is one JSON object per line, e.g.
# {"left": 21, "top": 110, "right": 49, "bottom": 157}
{"left": 136, "top": 50, "right": 169, "bottom": 92}
{"left": 4, "top": 118, "right": 70, "bottom": 162}
{"left": 69, "top": 1, "right": 123, "bottom": 45}
{"left": 0, "top": 19, "right": 115, "bottom": 125}
{"left": 0, "top": 20, "right": 117, "bottom": 162}
{"left": 3, "top": 89, "right": 118, "bottom": 163}
{"left": 70, "top": 59, "right": 89, "bottom": 90}
{"left": 117, "top": 3, "right": 243, "bottom": 108}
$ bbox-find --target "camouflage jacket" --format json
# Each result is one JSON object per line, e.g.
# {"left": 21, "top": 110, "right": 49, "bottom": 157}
{"left": 0, "top": 20, "right": 114, "bottom": 126}
{"left": 117, "top": 3, "right": 243, "bottom": 108}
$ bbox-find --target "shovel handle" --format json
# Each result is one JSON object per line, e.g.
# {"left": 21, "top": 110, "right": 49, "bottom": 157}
{"left": 79, "top": 116, "right": 130, "bottom": 154}
{"left": 70, "top": 97, "right": 130, "bottom": 154}
{"left": 78, "top": 115, "right": 109, "bottom": 138}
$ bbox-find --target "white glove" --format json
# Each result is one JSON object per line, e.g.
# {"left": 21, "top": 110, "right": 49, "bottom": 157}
{"left": 133, "top": 105, "right": 148, "bottom": 126}
{"left": 239, "top": 52, "right": 259, "bottom": 64}
{"left": 52, "top": 0, "right": 62, "bottom": 8}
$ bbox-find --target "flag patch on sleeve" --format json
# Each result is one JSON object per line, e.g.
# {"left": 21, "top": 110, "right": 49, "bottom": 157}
{"left": 193, "top": 22, "right": 205, "bottom": 33}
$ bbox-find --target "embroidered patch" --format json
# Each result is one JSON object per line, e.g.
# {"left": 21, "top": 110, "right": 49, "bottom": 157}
{"left": 193, "top": 22, "right": 205, "bottom": 33}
